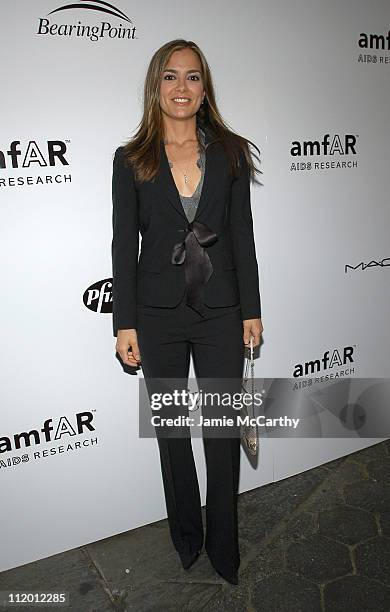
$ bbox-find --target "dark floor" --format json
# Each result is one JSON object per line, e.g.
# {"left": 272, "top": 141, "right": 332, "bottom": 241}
{"left": 1, "top": 440, "right": 389, "bottom": 611}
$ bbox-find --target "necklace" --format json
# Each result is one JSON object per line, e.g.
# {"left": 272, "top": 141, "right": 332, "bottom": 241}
{"left": 165, "top": 128, "right": 201, "bottom": 184}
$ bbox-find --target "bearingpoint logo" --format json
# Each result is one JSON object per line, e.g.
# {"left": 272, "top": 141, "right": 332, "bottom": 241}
{"left": 37, "top": 0, "right": 137, "bottom": 42}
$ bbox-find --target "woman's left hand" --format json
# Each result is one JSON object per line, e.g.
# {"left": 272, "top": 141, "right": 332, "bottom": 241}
{"left": 243, "top": 318, "right": 263, "bottom": 348}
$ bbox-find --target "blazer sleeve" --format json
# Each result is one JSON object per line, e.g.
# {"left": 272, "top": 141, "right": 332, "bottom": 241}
{"left": 229, "top": 150, "right": 262, "bottom": 320}
{"left": 111, "top": 146, "right": 139, "bottom": 337}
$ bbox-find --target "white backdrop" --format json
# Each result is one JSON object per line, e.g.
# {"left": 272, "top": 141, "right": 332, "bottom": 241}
{"left": 1, "top": 0, "right": 389, "bottom": 572}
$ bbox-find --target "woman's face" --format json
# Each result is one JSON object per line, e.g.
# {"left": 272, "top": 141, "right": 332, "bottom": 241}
{"left": 159, "top": 48, "right": 205, "bottom": 122}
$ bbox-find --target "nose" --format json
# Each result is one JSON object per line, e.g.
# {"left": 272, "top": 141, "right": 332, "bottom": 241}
{"left": 175, "top": 76, "right": 187, "bottom": 91}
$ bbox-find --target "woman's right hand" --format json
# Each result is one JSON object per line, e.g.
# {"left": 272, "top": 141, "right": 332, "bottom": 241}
{"left": 116, "top": 329, "right": 141, "bottom": 367}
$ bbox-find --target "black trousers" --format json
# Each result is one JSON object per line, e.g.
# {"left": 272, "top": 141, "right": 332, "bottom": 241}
{"left": 136, "top": 292, "right": 245, "bottom": 583}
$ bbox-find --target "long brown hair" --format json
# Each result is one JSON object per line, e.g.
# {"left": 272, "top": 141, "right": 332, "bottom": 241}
{"left": 121, "top": 39, "right": 263, "bottom": 185}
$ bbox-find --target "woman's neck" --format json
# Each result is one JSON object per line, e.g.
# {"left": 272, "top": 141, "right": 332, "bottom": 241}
{"left": 163, "top": 118, "right": 199, "bottom": 146}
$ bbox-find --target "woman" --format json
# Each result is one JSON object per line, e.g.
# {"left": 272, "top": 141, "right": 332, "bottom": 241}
{"left": 112, "top": 39, "right": 264, "bottom": 585}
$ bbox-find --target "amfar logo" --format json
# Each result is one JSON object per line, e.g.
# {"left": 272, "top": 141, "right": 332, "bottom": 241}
{"left": 293, "top": 346, "right": 355, "bottom": 377}
{"left": 83, "top": 278, "right": 113, "bottom": 314}
{"left": 0, "top": 140, "right": 69, "bottom": 169}
{"left": 290, "top": 134, "right": 357, "bottom": 157}
{"left": 358, "top": 30, "right": 390, "bottom": 50}
{"left": 345, "top": 257, "right": 390, "bottom": 273}
{"left": 0, "top": 412, "right": 95, "bottom": 454}
{"left": 37, "top": 0, "right": 137, "bottom": 42}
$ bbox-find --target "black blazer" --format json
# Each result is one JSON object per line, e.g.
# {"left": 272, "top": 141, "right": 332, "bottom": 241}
{"left": 111, "top": 124, "right": 262, "bottom": 341}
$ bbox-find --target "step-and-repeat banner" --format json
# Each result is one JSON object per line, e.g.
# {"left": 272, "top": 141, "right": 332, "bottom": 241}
{"left": 1, "top": 0, "right": 389, "bottom": 571}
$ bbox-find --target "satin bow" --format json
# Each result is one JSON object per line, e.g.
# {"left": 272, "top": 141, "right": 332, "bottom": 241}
{"left": 171, "top": 220, "right": 218, "bottom": 316}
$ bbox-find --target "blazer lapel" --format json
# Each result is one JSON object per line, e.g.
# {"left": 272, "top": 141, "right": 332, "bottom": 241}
{"left": 158, "top": 124, "right": 219, "bottom": 223}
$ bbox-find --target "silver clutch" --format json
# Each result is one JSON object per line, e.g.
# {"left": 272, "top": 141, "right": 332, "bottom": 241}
{"left": 240, "top": 337, "right": 259, "bottom": 456}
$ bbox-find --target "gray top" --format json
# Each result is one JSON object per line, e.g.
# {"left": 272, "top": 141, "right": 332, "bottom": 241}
{"left": 168, "top": 127, "right": 206, "bottom": 223}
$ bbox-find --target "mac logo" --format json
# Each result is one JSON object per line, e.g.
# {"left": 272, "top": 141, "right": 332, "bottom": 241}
{"left": 345, "top": 258, "right": 390, "bottom": 273}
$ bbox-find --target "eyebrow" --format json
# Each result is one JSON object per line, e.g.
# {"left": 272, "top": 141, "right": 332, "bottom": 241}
{"left": 163, "top": 68, "right": 201, "bottom": 74}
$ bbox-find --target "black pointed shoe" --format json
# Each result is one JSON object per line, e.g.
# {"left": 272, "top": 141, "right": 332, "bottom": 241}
{"left": 180, "top": 548, "right": 202, "bottom": 570}
{"left": 212, "top": 565, "right": 238, "bottom": 585}
{"left": 205, "top": 546, "right": 239, "bottom": 585}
